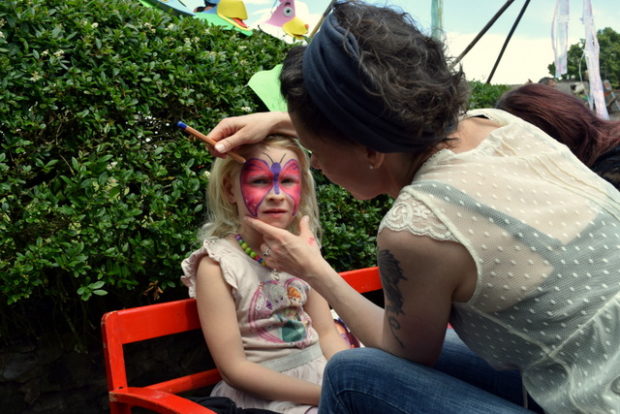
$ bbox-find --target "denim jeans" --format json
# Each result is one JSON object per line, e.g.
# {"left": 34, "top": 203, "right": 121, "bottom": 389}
{"left": 319, "top": 329, "right": 542, "bottom": 414}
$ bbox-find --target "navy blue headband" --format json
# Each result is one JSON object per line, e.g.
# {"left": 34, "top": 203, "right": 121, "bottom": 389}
{"left": 302, "top": 12, "right": 427, "bottom": 153}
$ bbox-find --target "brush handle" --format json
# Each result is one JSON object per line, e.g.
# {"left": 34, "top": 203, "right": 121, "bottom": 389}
{"left": 177, "top": 121, "right": 246, "bottom": 163}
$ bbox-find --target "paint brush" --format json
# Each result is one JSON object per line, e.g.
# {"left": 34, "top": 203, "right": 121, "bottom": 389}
{"left": 177, "top": 121, "right": 246, "bottom": 164}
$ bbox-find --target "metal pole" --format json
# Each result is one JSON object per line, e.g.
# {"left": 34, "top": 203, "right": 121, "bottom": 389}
{"left": 452, "top": 0, "right": 515, "bottom": 66}
{"left": 486, "top": 0, "right": 531, "bottom": 84}
{"left": 309, "top": 0, "right": 338, "bottom": 38}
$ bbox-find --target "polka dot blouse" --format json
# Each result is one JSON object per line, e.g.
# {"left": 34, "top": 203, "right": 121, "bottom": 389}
{"left": 379, "top": 109, "right": 620, "bottom": 413}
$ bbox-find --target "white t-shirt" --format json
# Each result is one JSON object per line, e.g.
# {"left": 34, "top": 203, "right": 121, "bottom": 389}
{"left": 181, "top": 237, "right": 320, "bottom": 364}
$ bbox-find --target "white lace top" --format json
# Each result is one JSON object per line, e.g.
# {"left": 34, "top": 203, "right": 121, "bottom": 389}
{"left": 379, "top": 109, "right": 620, "bottom": 413}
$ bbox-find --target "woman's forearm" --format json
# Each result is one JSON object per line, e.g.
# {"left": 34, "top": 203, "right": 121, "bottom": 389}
{"left": 269, "top": 111, "right": 297, "bottom": 137}
{"left": 307, "top": 262, "right": 385, "bottom": 348}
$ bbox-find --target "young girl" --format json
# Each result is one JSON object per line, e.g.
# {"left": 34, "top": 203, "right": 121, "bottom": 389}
{"left": 181, "top": 135, "right": 350, "bottom": 413}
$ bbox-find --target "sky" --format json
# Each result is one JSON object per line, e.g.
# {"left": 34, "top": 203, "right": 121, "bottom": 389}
{"left": 227, "top": 0, "right": 620, "bottom": 85}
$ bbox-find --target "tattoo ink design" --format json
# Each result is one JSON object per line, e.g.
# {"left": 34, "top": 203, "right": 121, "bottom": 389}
{"left": 378, "top": 249, "right": 407, "bottom": 348}
{"left": 240, "top": 153, "right": 302, "bottom": 217}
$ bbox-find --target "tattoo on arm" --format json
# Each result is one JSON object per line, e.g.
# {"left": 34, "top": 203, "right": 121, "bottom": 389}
{"left": 378, "top": 249, "right": 407, "bottom": 348}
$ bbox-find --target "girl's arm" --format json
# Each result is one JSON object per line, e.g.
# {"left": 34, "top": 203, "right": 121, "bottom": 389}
{"left": 303, "top": 288, "right": 351, "bottom": 359}
{"left": 194, "top": 256, "right": 322, "bottom": 406}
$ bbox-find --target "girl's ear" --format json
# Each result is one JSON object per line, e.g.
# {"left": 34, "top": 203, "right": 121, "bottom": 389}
{"left": 223, "top": 176, "right": 236, "bottom": 204}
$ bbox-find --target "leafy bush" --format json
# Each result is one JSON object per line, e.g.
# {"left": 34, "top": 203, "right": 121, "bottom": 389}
{"left": 468, "top": 80, "right": 511, "bottom": 109}
{"left": 0, "top": 0, "right": 291, "bottom": 340}
{"left": 316, "top": 179, "right": 392, "bottom": 272}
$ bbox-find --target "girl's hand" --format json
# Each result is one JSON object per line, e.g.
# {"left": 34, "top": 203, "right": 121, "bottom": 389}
{"left": 245, "top": 215, "right": 327, "bottom": 281}
{"left": 207, "top": 112, "right": 295, "bottom": 157}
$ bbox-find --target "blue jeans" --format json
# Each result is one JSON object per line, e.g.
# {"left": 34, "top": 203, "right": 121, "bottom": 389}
{"left": 319, "top": 330, "right": 542, "bottom": 414}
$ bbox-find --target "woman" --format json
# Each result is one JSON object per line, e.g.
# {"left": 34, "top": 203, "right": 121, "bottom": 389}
{"left": 207, "top": 3, "right": 620, "bottom": 413}
{"left": 496, "top": 82, "right": 620, "bottom": 190}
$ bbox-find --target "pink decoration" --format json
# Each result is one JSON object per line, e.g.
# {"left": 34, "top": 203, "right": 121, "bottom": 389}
{"left": 266, "top": 0, "right": 296, "bottom": 27}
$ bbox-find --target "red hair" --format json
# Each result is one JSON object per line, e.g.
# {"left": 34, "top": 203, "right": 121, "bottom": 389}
{"left": 496, "top": 83, "right": 620, "bottom": 166}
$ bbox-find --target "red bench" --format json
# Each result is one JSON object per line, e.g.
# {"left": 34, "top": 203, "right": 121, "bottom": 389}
{"left": 101, "top": 267, "right": 382, "bottom": 414}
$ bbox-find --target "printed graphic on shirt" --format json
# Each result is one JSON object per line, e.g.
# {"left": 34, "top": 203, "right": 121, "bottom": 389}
{"left": 248, "top": 278, "right": 313, "bottom": 346}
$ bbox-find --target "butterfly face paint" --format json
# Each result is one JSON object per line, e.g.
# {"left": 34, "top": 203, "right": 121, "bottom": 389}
{"left": 240, "top": 154, "right": 302, "bottom": 217}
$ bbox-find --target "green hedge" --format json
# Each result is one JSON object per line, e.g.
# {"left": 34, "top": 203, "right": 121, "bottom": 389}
{"left": 468, "top": 80, "right": 511, "bottom": 109}
{"left": 0, "top": 0, "right": 510, "bottom": 343}
{"left": 0, "top": 0, "right": 291, "bottom": 339}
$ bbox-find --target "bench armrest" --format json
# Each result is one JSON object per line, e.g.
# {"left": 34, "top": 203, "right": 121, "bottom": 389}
{"left": 110, "top": 387, "right": 217, "bottom": 414}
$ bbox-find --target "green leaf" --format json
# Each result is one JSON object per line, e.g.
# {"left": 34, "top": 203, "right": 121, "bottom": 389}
{"left": 89, "top": 280, "right": 105, "bottom": 289}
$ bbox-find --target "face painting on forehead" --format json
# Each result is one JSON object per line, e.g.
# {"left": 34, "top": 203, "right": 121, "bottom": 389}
{"left": 240, "top": 153, "right": 302, "bottom": 217}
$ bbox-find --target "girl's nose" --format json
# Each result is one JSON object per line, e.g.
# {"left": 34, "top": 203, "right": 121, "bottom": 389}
{"left": 266, "top": 186, "right": 285, "bottom": 199}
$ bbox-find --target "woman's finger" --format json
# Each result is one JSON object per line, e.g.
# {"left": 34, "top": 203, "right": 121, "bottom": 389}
{"left": 298, "top": 215, "right": 319, "bottom": 248}
{"left": 245, "top": 217, "right": 286, "bottom": 240}
{"left": 206, "top": 117, "right": 241, "bottom": 142}
{"left": 212, "top": 130, "right": 246, "bottom": 154}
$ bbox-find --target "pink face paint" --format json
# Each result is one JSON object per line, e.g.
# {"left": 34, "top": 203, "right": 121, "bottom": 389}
{"left": 240, "top": 156, "right": 302, "bottom": 217}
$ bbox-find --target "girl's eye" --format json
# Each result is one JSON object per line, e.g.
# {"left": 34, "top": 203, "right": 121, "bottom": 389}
{"left": 281, "top": 176, "right": 300, "bottom": 185}
{"left": 250, "top": 177, "right": 270, "bottom": 185}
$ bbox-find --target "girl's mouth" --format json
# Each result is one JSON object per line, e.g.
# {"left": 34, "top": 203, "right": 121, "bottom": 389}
{"left": 263, "top": 209, "right": 287, "bottom": 215}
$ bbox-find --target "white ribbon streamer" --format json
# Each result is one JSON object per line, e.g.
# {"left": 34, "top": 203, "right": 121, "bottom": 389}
{"left": 582, "top": 0, "right": 609, "bottom": 119}
{"left": 551, "top": 0, "right": 569, "bottom": 77}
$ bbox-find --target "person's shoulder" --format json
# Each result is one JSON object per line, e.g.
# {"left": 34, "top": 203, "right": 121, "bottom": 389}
{"left": 378, "top": 228, "right": 468, "bottom": 264}
{"left": 465, "top": 108, "right": 518, "bottom": 126}
{"left": 377, "top": 226, "right": 475, "bottom": 301}
{"left": 379, "top": 185, "right": 458, "bottom": 243}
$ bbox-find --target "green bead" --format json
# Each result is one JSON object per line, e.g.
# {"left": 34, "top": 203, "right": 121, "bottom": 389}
{"left": 245, "top": 247, "right": 252, "bottom": 255}
{"left": 250, "top": 251, "right": 257, "bottom": 258}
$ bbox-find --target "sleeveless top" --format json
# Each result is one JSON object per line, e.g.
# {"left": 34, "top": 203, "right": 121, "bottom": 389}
{"left": 379, "top": 109, "right": 620, "bottom": 413}
{"left": 181, "top": 237, "right": 320, "bottom": 364}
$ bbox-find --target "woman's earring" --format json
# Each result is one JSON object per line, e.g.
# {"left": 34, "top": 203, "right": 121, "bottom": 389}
{"left": 369, "top": 164, "right": 375, "bottom": 170}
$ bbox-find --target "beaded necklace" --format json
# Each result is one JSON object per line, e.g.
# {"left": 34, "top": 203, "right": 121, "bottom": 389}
{"left": 234, "top": 234, "right": 280, "bottom": 280}
{"left": 234, "top": 234, "right": 267, "bottom": 266}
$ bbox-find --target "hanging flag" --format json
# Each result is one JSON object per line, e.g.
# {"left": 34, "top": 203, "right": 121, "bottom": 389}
{"left": 431, "top": 0, "right": 444, "bottom": 42}
{"left": 551, "top": 0, "right": 569, "bottom": 78}
{"left": 248, "top": 64, "right": 288, "bottom": 112}
{"left": 582, "top": 0, "right": 609, "bottom": 119}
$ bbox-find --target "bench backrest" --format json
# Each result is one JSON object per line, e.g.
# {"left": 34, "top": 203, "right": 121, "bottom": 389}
{"left": 101, "top": 266, "right": 382, "bottom": 397}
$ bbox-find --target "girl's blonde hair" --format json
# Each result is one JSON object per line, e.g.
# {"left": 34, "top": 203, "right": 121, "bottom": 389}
{"left": 199, "top": 135, "right": 321, "bottom": 241}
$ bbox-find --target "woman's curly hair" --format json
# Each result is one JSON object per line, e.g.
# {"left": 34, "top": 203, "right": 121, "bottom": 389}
{"left": 281, "top": 1, "right": 469, "bottom": 154}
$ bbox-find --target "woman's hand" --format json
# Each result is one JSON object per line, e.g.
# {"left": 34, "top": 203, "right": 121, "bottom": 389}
{"left": 207, "top": 112, "right": 296, "bottom": 157}
{"left": 245, "top": 215, "right": 328, "bottom": 281}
